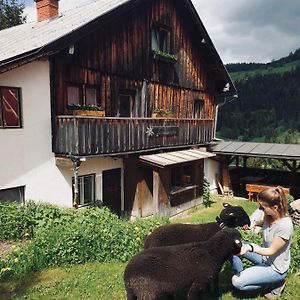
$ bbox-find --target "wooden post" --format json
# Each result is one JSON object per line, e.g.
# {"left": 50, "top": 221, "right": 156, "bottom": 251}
{"left": 153, "top": 170, "right": 159, "bottom": 215}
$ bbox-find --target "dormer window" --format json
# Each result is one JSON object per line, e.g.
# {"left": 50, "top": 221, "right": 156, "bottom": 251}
{"left": 151, "top": 25, "right": 171, "bottom": 53}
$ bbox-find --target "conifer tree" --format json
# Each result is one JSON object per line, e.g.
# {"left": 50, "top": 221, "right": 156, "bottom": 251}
{"left": 0, "top": 0, "right": 26, "bottom": 30}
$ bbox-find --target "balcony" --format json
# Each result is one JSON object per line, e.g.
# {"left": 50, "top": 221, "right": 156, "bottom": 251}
{"left": 54, "top": 116, "right": 214, "bottom": 156}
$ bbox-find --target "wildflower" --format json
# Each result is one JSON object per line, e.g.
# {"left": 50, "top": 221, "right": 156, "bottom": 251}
{"left": 136, "top": 237, "right": 141, "bottom": 241}
{"left": 134, "top": 226, "right": 140, "bottom": 231}
{"left": 14, "top": 258, "right": 19, "bottom": 263}
{"left": 24, "top": 233, "right": 30, "bottom": 237}
{"left": 1, "top": 267, "right": 12, "bottom": 273}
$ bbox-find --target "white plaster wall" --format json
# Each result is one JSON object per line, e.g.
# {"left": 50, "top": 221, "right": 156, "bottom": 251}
{"left": 204, "top": 158, "right": 221, "bottom": 194}
{"left": 0, "top": 61, "right": 123, "bottom": 207}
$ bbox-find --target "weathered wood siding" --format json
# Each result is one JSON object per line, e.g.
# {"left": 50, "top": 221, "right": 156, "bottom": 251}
{"left": 55, "top": 116, "right": 214, "bottom": 156}
{"left": 52, "top": 0, "right": 217, "bottom": 119}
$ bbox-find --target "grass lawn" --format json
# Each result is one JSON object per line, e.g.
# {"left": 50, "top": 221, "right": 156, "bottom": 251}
{"left": 0, "top": 197, "right": 298, "bottom": 299}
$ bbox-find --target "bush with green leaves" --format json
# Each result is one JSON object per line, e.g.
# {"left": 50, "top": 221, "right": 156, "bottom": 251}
{"left": 0, "top": 206, "right": 168, "bottom": 280}
{"left": 203, "top": 177, "right": 212, "bottom": 207}
{"left": 0, "top": 203, "right": 36, "bottom": 240}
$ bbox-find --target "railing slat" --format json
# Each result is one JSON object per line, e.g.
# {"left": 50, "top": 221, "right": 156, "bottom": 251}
{"left": 54, "top": 117, "right": 214, "bottom": 156}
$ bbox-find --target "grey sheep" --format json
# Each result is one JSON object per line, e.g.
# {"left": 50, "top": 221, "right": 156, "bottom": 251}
{"left": 144, "top": 203, "right": 250, "bottom": 249}
{"left": 124, "top": 228, "right": 242, "bottom": 300}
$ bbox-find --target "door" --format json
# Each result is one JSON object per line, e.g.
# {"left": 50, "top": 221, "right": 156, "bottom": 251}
{"left": 102, "top": 168, "right": 122, "bottom": 216}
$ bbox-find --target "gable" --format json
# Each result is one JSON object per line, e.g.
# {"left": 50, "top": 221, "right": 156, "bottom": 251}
{"left": 0, "top": 0, "right": 235, "bottom": 95}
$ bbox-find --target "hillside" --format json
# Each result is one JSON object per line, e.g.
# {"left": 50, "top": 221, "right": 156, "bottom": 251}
{"left": 217, "top": 48, "right": 300, "bottom": 144}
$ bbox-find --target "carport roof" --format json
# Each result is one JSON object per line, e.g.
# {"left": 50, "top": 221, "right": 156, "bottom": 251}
{"left": 139, "top": 149, "right": 215, "bottom": 168}
{"left": 210, "top": 141, "right": 300, "bottom": 160}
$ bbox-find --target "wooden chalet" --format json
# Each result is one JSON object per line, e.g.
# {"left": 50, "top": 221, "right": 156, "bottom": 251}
{"left": 0, "top": 0, "right": 236, "bottom": 217}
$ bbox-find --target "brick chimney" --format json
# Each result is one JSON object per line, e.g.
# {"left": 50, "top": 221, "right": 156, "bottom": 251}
{"left": 35, "top": 0, "right": 60, "bottom": 22}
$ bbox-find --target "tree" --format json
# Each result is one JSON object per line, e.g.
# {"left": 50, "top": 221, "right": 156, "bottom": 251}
{"left": 0, "top": 0, "right": 26, "bottom": 30}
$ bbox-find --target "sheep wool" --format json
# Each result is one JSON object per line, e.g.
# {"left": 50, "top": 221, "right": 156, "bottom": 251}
{"left": 144, "top": 202, "right": 250, "bottom": 249}
{"left": 124, "top": 228, "right": 242, "bottom": 300}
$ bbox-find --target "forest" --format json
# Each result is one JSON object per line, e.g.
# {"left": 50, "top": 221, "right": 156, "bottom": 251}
{"left": 217, "top": 48, "right": 300, "bottom": 144}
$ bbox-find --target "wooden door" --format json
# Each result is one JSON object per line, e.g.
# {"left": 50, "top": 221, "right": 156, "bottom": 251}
{"left": 102, "top": 168, "right": 121, "bottom": 216}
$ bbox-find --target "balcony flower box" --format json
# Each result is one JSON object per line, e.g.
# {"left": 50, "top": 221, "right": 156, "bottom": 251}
{"left": 74, "top": 109, "right": 105, "bottom": 117}
{"left": 68, "top": 104, "right": 105, "bottom": 117}
{"left": 152, "top": 50, "right": 178, "bottom": 63}
{"left": 152, "top": 108, "right": 174, "bottom": 118}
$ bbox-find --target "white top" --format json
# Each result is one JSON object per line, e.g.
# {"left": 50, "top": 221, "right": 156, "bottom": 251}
{"left": 262, "top": 217, "right": 293, "bottom": 274}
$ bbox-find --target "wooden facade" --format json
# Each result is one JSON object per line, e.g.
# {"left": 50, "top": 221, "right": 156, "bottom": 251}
{"left": 47, "top": 0, "right": 234, "bottom": 216}
{"left": 51, "top": 0, "right": 226, "bottom": 158}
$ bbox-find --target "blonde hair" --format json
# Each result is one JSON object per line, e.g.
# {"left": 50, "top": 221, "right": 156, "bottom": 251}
{"left": 257, "top": 186, "right": 289, "bottom": 218}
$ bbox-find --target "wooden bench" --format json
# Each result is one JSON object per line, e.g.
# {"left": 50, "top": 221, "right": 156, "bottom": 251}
{"left": 245, "top": 184, "right": 290, "bottom": 201}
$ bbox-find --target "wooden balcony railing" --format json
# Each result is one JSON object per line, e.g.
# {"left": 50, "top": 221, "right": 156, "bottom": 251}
{"left": 54, "top": 116, "right": 214, "bottom": 156}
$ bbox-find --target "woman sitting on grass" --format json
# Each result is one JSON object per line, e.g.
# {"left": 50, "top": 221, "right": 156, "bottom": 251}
{"left": 231, "top": 186, "right": 293, "bottom": 299}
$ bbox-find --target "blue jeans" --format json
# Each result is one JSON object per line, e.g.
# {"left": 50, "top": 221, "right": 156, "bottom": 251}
{"left": 231, "top": 247, "right": 288, "bottom": 291}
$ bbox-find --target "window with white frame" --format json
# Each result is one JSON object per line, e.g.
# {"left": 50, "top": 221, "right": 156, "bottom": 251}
{"left": 151, "top": 25, "right": 171, "bottom": 53}
{"left": 0, "top": 186, "right": 25, "bottom": 203}
{"left": 72, "top": 174, "right": 95, "bottom": 205}
{"left": 0, "top": 86, "right": 22, "bottom": 128}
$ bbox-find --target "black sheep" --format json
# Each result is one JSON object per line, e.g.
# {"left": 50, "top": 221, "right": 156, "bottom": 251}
{"left": 144, "top": 202, "right": 250, "bottom": 249}
{"left": 124, "top": 228, "right": 242, "bottom": 300}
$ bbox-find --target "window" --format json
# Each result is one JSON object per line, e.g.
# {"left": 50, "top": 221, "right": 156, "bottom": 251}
{"left": 0, "top": 186, "right": 25, "bottom": 203}
{"left": 85, "top": 86, "right": 98, "bottom": 106}
{"left": 67, "top": 85, "right": 82, "bottom": 106}
{"left": 151, "top": 25, "right": 171, "bottom": 53}
{"left": 0, "top": 87, "right": 21, "bottom": 128}
{"left": 72, "top": 174, "right": 95, "bottom": 206}
{"left": 171, "top": 165, "right": 194, "bottom": 189}
{"left": 67, "top": 84, "right": 99, "bottom": 107}
{"left": 193, "top": 99, "right": 204, "bottom": 119}
{"left": 118, "top": 92, "right": 135, "bottom": 117}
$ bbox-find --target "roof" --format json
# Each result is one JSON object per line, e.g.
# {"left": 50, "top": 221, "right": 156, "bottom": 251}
{"left": 0, "top": 0, "right": 236, "bottom": 94}
{"left": 0, "top": 0, "right": 129, "bottom": 64}
{"left": 139, "top": 149, "right": 215, "bottom": 168}
{"left": 210, "top": 141, "right": 300, "bottom": 160}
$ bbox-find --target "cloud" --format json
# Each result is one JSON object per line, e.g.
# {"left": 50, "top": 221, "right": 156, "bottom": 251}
{"left": 192, "top": 0, "right": 300, "bottom": 63}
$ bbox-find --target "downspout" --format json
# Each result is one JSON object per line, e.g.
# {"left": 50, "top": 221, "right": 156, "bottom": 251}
{"left": 71, "top": 157, "right": 82, "bottom": 208}
{"left": 213, "top": 93, "right": 238, "bottom": 140}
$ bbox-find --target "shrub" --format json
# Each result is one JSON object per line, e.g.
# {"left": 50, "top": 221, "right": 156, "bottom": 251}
{"left": 203, "top": 177, "right": 212, "bottom": 207}
{"left": 0, "top": 206, "right": 169, "bottom": 280}
{"left": 0, "top": 203, "right": 36, "bottom": 240}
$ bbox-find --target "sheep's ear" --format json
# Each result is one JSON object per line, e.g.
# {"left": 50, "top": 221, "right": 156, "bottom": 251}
{"left": 223, "top": 202, "right": 230, "bottom": 207}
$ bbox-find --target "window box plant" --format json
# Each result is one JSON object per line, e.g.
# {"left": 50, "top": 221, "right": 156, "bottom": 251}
{"left": 152, "top": 107, "right": 174, "bottom": 118}
{"left": 152, "top": 50, "right": 178, "bottom": 63}
{"left": 68, "top": 104, "right": 105, "bottom": 117}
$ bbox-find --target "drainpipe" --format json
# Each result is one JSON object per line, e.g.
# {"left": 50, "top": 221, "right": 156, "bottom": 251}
{"left": 213, "top": 93, "right": 238, "bottom": 140}
{"left": 71, "top": 157, "right": 82, "bottom": 208}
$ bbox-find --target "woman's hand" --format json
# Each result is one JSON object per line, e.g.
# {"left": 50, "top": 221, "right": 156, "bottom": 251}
{"left": 239, "top": 243, "right": 252, "bottom": 255}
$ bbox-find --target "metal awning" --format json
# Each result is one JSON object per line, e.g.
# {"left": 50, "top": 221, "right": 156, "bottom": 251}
{"left": 139, "top": 149, "right": 215, "bottom": 168}
{"left": 210, "top": 141, "right": 300, "bottom": 160}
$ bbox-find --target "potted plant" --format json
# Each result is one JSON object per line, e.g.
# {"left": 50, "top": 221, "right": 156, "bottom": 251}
{"left": 68, "top": 104, "right": 105, "bottom": 117}
{"left": 152, "top": 107, "right": 173, "bottom": 118}
{"left": 152, "top": 50, "right": 178, "bottom": 63}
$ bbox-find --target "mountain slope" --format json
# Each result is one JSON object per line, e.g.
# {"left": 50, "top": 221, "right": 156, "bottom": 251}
{"left": 217, "top": 48, "right": 300, "bottom": 144}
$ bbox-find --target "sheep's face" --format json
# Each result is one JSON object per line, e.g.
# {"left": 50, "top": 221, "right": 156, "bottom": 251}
{"left": 220, "top": 203, "right": 250, "bottom": 228}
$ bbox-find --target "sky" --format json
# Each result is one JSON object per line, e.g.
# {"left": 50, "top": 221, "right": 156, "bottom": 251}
{"left": 20, "top": 0, "right": 300, "bottom": 64}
